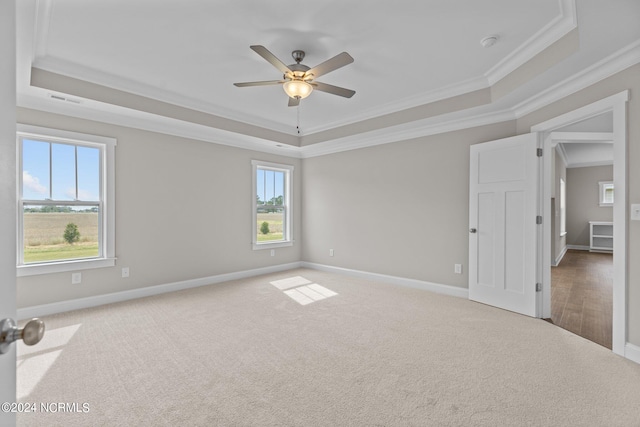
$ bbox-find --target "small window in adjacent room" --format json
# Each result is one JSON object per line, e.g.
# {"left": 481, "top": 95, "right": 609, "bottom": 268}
{"left": 252, "top": 160, "right": 293, "bottom": 250}
{"left": 560, "top": 178, "right": 567, "bottom": 237}
{"left": 17, "top": 125, "right": 116, "bottom": 276}
{"left": 599, "top": 181, "right": 614, "bottom": 207}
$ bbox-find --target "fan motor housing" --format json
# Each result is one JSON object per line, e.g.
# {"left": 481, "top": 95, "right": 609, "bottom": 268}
{"left": 287, "top": 63, "right": 310, "bottom": 72}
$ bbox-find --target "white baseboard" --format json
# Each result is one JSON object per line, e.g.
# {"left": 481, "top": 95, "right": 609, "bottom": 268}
{"left": 302, "top": 262, "right": 469, "bottom": 299}
{"left": 18, "top": 260, "right": 468, "bottom": 320}
{"left": 17, "top": 262, "right": 303, "bottom": 320}
{"left": 567, "top": 244, "right": 590, "bottom": 251}
{"left": 552, "top": 245, "right": 568, "bottom": 266}
{"left": 625, "top": 342, "right": 640, "bottom": 365}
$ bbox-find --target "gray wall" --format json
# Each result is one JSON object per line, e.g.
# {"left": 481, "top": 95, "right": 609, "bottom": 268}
{"left": 566, "top": 165, "right": 614, "bottom": 247}
{"left": 16, "top": 108, "right": 302, "bottom": 308}
{"left": 301, "top": 122, "right": 516, "bottom": 287}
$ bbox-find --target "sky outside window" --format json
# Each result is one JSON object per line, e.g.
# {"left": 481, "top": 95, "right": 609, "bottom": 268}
{"left": 22, "top": 139, "right": 50, "bottom": 200}
{"left": 256, "top": 169, "right": 284, "bottom": 205}
{"left": 22, "top": 139, "right": 100, "bottom": 203}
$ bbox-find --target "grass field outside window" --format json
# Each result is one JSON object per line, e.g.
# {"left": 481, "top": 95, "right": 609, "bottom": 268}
{"left": 23, "top": 212, "right": 99, "bottom": 263}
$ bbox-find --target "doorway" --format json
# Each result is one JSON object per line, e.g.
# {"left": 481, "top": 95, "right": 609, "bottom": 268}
{"left": 533, "top": 91, "right": 628, "bottom": 356}
{"left": 548, "top": 118, "right": 614, "bottom": 348}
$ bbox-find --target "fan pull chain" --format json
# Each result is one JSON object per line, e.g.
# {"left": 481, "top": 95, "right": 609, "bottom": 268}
{"left": 296, "top": 105, "right": 301, "bottom": 135}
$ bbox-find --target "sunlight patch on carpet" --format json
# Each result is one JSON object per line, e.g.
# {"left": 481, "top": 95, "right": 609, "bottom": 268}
{"left": 271, "top": 276, "right": 338, "bottom": 305}
{"left": 270, "top": 276, "right": 312, "bottom": 290}
{"left": 16, "top": 323, "right": 82, "bottom": 399}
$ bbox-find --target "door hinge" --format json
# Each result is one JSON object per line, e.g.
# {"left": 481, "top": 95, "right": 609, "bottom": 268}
{"left": 536, "top": 283, "right": 542, "bottom": 292}
{"left": 536, "top": 215, "right": 543, "bottom": 224}
{"left": 536, "top": 148, "right": 543, "bottom": 157}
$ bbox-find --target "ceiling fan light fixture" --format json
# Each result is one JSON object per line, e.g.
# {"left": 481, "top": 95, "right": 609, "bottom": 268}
{"left": 283, "top": 80, "right": 313, "bottom": 99}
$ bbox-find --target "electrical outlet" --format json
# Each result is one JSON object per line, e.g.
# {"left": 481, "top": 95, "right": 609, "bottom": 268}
{"left": 454, "top": 264, "right": 462, "bottom": 274}
{"left": 71, "top": 272, "right": 82, "bottom": 284}
{"left": 270, "top": 249, "right": 275, "bottom": 257}
{"left": 122, "top": 267, "right": 130, "bottom": 278}
{"left": 329, "top": 249, "right": 334, "bottom": 257}
{"left": 632, "top": 204, "right": 640, "bottom": 221}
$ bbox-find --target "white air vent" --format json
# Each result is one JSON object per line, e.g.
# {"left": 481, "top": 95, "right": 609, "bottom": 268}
{"left": 48, "top": 93, "right": 81, "bottom": 104}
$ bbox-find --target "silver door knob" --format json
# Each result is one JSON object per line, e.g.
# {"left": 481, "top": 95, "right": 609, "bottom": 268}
{"left": 0, "top": 318, "right": 45, "bottom": 354}
{"left": 469, "top": 228, "right": 477, "bottom": 233}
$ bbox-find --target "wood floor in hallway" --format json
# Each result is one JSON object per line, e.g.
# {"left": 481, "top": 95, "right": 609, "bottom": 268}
{"left": 551, "top": 249, "right": 613, "bottom": 349}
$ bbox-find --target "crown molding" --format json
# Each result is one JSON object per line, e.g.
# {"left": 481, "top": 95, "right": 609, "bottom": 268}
{"left": 555, "top": 143, "right": 569, "bottom": 166}
{"left": 18, "top": 90, "right": 303, "bottom": 158}
{"left": 301, "top": 76, "right": 490, "bottom": 135}
{"left": 299, "top": 108, "right": 516, "bottom": 158}
{"left": 32, "top": 56, "right": 300, "bottom": 137}
{"left": 566, "top": 160, "right": 614, "bottom": 169}
{"left": 549, "top": 132, "right": 614, "bottom": 143}
{"left": 514, "top": 39, "right": 640, "bottom": 119}
{"left": 33, "top": 0, "right": 52, "bottom": 59}
{"left": 485, "top": 0, "right": 577, "bottom": 85}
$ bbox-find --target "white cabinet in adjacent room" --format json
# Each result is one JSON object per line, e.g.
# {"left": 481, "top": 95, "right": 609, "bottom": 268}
{"left": 589, "top": 221, "right": 613, "bottom": 253}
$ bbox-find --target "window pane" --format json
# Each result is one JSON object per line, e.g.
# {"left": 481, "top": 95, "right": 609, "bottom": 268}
{"left": 604, "top": 185, "right": 614, "bottom": 204}
{"left": 22, "top": 139, "right": 50, "bottom": 200}
{"left": 257, "top": 207, "right": 284, "bottom": 242}
{"left": 560, "top": 178, "right": 566, "bottom": 235}
{"left": 77, "top": 146, "right": 100, "bottom": 201}
{"left": 272, "top": 171, "right": 284, "bottom": 206}
{"left": 264, "top": 170, "right": 275, "bottom": 205}
{"left": 51, "top": 143, "right": 76, "bottom": 200}
{"left": 23, "top": 205, "right": 100, "bottom": 263}
{"left": 256, "top": 169, "right": 265, "bottom": 205}
{"left": 257, "top": 168, "right": 285, "bottom": 206}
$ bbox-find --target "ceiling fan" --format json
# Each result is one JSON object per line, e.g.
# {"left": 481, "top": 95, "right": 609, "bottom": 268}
{"left": 234, "top": 45, "right": 355, "bottom": 107}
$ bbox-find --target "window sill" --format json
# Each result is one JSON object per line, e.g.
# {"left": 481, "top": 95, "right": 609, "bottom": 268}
{"left": 253, "top": 241, "right": 293, "bottom": 251}
{"left": 599, "top": 203, "right": 613, "bottom": 207}
{"left": 17, "top": 257, "right": 116, "bottom": 277}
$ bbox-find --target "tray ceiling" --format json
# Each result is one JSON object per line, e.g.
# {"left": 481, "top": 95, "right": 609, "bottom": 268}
{"left": 16, "top": 0, "right": 640, "bottom": 156}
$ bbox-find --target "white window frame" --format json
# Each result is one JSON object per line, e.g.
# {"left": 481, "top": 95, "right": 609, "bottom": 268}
{"left": 251, "top": 160, "right": 293, "bottom": 250}
{"left": 16, "top": 124, "right": 116, "bottom": 276}
{"left": 598, "top": 181, "right": 614, "bottom": 207}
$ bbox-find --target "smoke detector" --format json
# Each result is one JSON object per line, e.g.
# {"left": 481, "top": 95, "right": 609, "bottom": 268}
{"left": 480, "top": 35, "right": 499, "bottom": 48}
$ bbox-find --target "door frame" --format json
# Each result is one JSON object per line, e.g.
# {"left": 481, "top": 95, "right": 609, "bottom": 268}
{"left": 531, "top": 91, "right": 628, "bottom": 357}
{"left": 0, "top": 0, "right": 17, "bottom": 425}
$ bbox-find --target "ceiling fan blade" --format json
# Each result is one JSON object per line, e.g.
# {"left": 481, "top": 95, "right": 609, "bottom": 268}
{"left": 311, "top": 81, "right": 355, "bottom": 98}
{"left": 288, "top": 97, "right": 300, "bottom": 107}
{"left": 233, "top": 80, "right": 284, "bottom": 87}
{"left": 305, "top": 52, "right": 354, "bottom": 79}
{"left": 250, "top": 45, "right": 292, "bottom": 74}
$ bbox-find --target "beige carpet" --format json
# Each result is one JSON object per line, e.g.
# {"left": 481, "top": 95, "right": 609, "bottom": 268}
{"left": 16, "top": 268, "right": 640, "bottom": 426}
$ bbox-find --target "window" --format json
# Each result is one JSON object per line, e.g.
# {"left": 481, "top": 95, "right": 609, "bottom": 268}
{"left": 599, "top": 181, "right": 614, "bottom": 207}
{"left": 252, "top": 160, "right": 293, "bottom": 250}
{"left": 559, "top": 178, "right": 567, "bottom": 237}
{"left": 17, "top": 125, "right": 116, "bottom": 276}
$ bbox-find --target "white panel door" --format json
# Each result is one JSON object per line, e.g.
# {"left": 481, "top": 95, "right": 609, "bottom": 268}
{"left": 469, "top": 133, "right": 539, "bottom": 317}
{"left": 1, "top": 1, "right": 17, "bottom": 425}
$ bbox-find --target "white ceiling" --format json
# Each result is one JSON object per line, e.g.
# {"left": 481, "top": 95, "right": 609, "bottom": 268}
{"left": 15, "top": 0, "right": 640, "bottom": 156}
